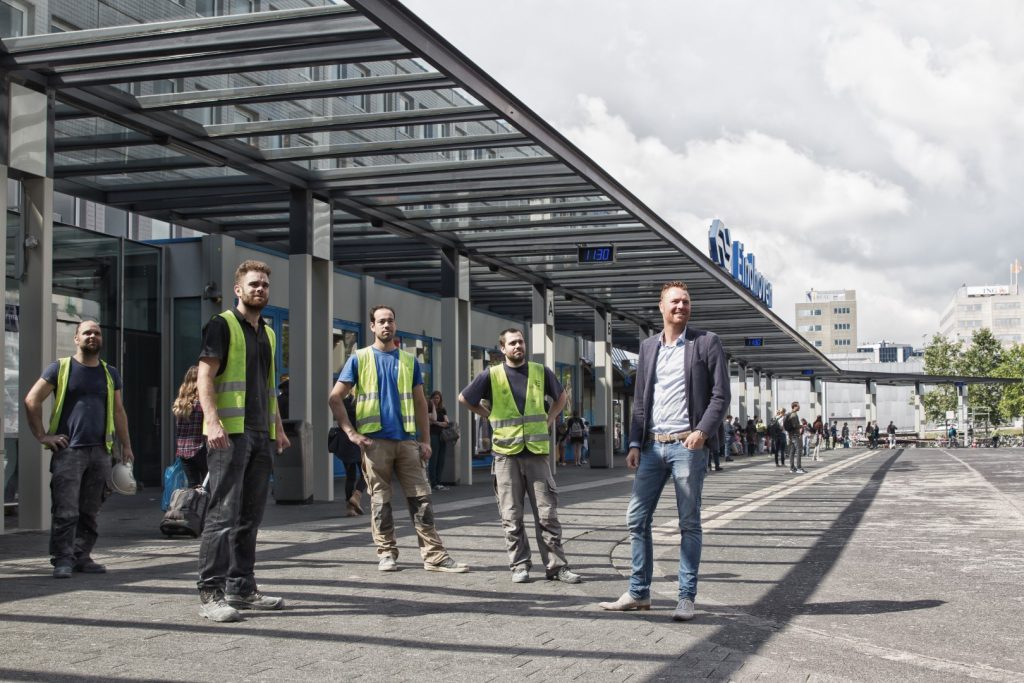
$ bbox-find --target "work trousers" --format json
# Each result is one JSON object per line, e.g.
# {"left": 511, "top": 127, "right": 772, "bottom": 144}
{"left": 362, "top": 439, "right": 448, "bottom": 565}
{"left": 49, "top": 446, "right": 110, "bottom": 567}
{"left": 492, "top": 453, "right": 567, "bottom": 573}
{"left": 197, "top": 430, "right": 272, "bottom": 596}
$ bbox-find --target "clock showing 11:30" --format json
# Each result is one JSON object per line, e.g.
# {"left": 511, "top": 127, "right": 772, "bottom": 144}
{"left": 577, "top": 245, "right": 616, "bottom": 263}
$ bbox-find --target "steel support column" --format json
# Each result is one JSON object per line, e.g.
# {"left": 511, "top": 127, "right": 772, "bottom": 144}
{"left": 287, "top": 190, "right": 333, "bottom": 502}
{"left": 593, "top": 308, "right": 613, "bottom": 468}
{"left": 865, "top": 380, "right": 877, "bottom": 427}
{"left": 763, "top": 374, "right": 774, "bottom": 420}
{"left": 751, "top": 369, "right": 762, "bottom": 422}
{"left": 735, "top": 362, "right": 748, "bottom": 426}
{"left": 914, "top": 381, "right": 925, "bottom": 439}
{"left": 531, "top": 284, "right": 555, "bottom": 471}
{"left": 440, "top": 248, "right": 471, "bottom": 485}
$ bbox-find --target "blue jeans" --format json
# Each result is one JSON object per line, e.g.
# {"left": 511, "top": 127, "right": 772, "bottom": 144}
{"left": 626, "top": 441, "right": 707, "bottom": 601}
{"left": 197, "top": 430, "right": 273, "bottom": 596}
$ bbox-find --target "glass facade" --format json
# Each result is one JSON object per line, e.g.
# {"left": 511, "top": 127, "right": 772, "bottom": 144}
{"left": 4, "top": 209, "right": 163, "bottom": 495}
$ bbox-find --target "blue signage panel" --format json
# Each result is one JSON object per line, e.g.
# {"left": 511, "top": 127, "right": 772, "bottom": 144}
{"left": 707, "top": 219, "right": 773, "bottom": 308}
{"left": 744, "top": 337, "right": 764, "bottom": 347}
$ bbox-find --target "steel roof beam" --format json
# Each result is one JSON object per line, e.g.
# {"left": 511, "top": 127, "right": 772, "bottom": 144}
{"left": 205, "top": 104, "right": 497, "bottom": 139}
{"left": 317, "top": 154, "right": 556, "bottom": 181}
{"left": 137, "top": 71, "right": 454, "bottom": 110}
{"left": 363, "top": 184, "right": 597, "bottom": 206}
{"left": 49, "top": 38, "right": 411, "bottom": 88}
{"left": 401, "top": 198, "right": 617, "bottom": 220}
{"left": 261, "top": 132, "right": 529, "bottom": 162}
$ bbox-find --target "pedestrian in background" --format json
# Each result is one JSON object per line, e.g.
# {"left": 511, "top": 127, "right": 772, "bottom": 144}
{"left": 427, "top": 390, "right": 450, "bottom": 491}
{"left": 329, "top": 393, "right": 366, "bottom": 516}
{"left": 172, "top": 365, "right": 207, "bottom": 487}
{"left": 24, "top": 320, "right": 135, "bottom": 579}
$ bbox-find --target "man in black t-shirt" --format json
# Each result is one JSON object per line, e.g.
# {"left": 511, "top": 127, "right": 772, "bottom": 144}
{"left": 459, "top": 328, "right": 581, "bottom": 585}
{"left": 24, "top": 320, "right": 135, "bottom": 579}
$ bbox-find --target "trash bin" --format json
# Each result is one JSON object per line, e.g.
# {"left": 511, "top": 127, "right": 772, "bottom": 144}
{"left": 274, "top": 419, "right": 312, "bottom": 504}
{"left": 588, "top": 425, "right": 613, "bottom": 468}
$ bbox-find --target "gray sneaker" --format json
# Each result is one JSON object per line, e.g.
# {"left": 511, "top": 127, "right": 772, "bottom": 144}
{"left": 547, "top": 566, "right": 583, "bottom": 584}
{"left": 225, "top": 590, "right": 284, "bottom": 611}
{"left": 52, "top": 563, "right": 73, "bottom": 579}
{"left": 511, "top": 567, "right": 530, "bottom": 583}
{"left": 199, "top": 589, "right": 241, "bottom": 623}
{"left": 378, "top": 555, "right": 398, "bottom": 572}
{"left": 672, "top": 597, "right": 696, "bottom": 622}
{"left": 424, "top": 557, "right": 469, "bottom": 573}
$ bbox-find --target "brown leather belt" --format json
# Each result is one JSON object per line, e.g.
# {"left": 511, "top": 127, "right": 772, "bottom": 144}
{"left": 649, "top": 430, "right": 692, "bottom": 444}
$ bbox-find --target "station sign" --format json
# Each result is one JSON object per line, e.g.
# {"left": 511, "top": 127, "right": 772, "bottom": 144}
{"left": 707, "top": 219, "right": 773, "bottom": 308}
{"left": 744, "top": 337, "right": 764, "bottom": 347}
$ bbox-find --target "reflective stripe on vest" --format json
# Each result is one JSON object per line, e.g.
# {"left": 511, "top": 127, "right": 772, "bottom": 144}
{"left": 204, "top": 311, "right": 277, "bottom": 439}
{"left": 489, "top": 362, "right": 549, "bottom": 455}
{"left": 48, "top": 357, "right": 116, "bottom": 453}
{"left": 354, "top": 346, "right": 416, "bottom": 435}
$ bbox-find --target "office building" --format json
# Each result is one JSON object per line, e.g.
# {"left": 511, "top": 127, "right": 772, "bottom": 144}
{"left": 795, "top": 289, "right": 857, "bottom": 352}
{"left": 938, "top": 284, "right": 1024, "bottom": 347}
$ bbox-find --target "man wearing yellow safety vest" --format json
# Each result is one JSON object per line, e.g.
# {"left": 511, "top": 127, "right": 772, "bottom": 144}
{"left": 458, "top": 328, "right": 583, "bottom": 585}
{"left": 24, "top": 320, "right": 135, "bottom": 579}
{"left": 329, "top": 305, "right": 468, "bottom": 574}
{"left": 195, "top": 260, "right": 291, "bottom": 623}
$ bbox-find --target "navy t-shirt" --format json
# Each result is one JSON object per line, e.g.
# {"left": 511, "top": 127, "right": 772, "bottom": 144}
{"left": 41, "top": 358, "right": 123, "bottom": 449}
{"left": 338, "top": 347, "right": 424, "bottom": 441}
{"left": 460, "top": 362, "right": 563, "bottom": 415}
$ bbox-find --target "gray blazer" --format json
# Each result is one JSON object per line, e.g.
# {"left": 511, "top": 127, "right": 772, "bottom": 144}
{"left": 628, "top": 326, "right": 731, "bottom": 451}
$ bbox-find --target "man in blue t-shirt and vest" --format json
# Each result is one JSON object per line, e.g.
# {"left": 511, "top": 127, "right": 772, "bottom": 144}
{"left": 329, "top": 305, "right": 468, "bottom": 574}
{"left": 195, "top": 260, "right": 290, "bottom": 623}
{"left": 24, "top": 320, "right": 135, "bottom": 579}
{"left": 459, "top": 328, "right": 582, "bottom": 585}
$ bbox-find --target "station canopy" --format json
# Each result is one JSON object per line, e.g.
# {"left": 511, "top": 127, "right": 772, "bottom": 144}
{"left": 3, "top": 1, "right": 855, "bottom": 378}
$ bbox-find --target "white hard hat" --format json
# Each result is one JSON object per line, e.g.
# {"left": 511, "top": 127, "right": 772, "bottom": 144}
{"left": 109, "top": 462, "right": 137, "bottom": 495}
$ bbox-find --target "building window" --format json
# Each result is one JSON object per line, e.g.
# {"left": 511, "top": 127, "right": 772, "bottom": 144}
{"left": 833, "top": 323, "right": 850, "bottom": 330}
{"left": 834, "top": 339, "right": 851, "bottom": 347}
{"left": 814, "top": 340, "right": 822, "bottom": 348}
{"left": 1, "top": 0, "right": 29, "bottom": 38}
{"left": 833, "top": 306, "right": 851, "bottom": 314}
{"left": 958, "top": 319, "right": 983, "bottom": 329}
{"left": 994, "top": 318, "right": 1021, "bottom": 328}
{"left": 994, "top": 301, "right": 1021, "bottom": 310}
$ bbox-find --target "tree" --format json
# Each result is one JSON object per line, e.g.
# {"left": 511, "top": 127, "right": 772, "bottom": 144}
{"left": 995, "top": 343, "right": 1024, "bottom": 427}
{"left": 922, "top": 333, "right": 962, "bottom": 423}
{"left": 958, "top": 328, "right": 1005, "bottom": 425}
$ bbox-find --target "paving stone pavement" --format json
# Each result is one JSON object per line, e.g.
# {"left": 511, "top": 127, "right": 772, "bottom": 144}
{"left": 2, "top": 447, "right": 1024, "bottom": 682}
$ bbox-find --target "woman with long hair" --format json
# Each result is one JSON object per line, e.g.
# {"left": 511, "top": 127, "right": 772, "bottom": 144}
{"left": 172, "top": 365, "right": 207, "bottom": 487}
{"left": 428, "top": 390, "right": 450, "bottom": 490}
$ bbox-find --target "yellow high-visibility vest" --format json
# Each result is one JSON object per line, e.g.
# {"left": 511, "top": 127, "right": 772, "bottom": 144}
{"left": 49, "top": 357, "right": 115, "bottom": 453}
{"left": 488, "top": 362, "right": 549, "bottom": 455}
{"left": 354, "top": 346, "right": 415, "bottom": 435}
{"left": 204, "top": 311, "right": 278, "bottom": 438}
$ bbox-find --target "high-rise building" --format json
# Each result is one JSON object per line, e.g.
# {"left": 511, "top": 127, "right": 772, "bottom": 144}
{"left": 939, "top": 284, "right": 1024, "bottom": 347}
{"left": 794, "top": 289, "right": 857, "bottom": 353}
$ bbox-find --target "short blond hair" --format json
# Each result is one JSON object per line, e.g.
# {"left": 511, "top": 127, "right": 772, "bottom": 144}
{"left": 660, "top": 281, "right": 688, "bottom": 298}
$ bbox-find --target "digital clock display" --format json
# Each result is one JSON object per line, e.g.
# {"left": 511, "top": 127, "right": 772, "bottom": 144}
{"left": 578, "top": 245, "right": 616, "bottom": 263}
{"left": 744, "top": 337, "right": 764, "bottom": 347}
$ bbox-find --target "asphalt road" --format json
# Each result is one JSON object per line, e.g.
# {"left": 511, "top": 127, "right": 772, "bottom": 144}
{"left": 1, "top": 446, "right": 1022, "bottom": 682}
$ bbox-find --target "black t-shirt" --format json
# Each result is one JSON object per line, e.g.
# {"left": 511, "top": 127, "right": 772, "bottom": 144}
{"left": 41, "top": 357, "right": 123, "bottom": 449}
{"left": 199, "top": 310, "right": 272, "bottom": 434}
{"left": 460, "top": 362, "right": 563, "bottom": 415}
{"left": 429, "top": 406, "right": 448, "bottom": 435}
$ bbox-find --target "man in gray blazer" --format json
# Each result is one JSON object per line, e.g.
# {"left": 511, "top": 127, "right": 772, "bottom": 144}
{"left": 599, "top": 280, "right": 730, "bottom": 621}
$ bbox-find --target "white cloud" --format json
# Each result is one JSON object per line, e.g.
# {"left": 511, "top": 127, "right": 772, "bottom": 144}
{"left": 561, "top": 95, "right": 909, "bottom": 241}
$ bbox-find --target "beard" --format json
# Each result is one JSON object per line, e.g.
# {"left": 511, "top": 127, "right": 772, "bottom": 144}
{"left": 239, "top": 291, "right": 267, "bottom": 311}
